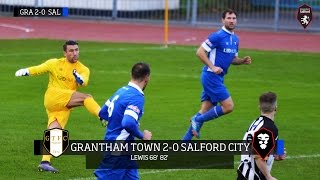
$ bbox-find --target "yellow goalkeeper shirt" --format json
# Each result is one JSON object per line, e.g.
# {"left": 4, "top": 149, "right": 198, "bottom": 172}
{"left": 28, "top": 57, "right": 89, "bottom": 91}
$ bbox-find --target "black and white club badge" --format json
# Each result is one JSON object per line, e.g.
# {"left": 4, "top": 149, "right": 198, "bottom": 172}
{"left": 297, "top": 4, "right": 312, "bottom": 29}
{"left": 43, "top": 128, "right": 69, "bottom": 157}
{"left": 252, "top": 128, "right": 275, "bottom": 159}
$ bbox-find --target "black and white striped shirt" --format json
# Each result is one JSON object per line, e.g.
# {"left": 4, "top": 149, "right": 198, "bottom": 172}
{"left": 237, "top": 116, "right": 278, "bottom": 180}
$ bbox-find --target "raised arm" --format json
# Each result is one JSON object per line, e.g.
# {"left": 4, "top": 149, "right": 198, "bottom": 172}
{"left": 15, "top": 60, "right": 50, "bottom": 77}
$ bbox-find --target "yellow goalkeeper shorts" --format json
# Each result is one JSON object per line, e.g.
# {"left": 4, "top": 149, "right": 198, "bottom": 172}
{"left": 46, "top": 109, "right": 71, "bottom": 129}
{"left": 44, "top": 87, "right": 75, "bottom": 128}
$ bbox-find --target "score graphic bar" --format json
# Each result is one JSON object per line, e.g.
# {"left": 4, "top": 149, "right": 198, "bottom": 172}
{"left": 13, "top": 7, "right": 69, "bottom": 17}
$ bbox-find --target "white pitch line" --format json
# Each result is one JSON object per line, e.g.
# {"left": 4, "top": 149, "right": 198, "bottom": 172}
{"left": 68, "top": 153, "right": 320, "bottom": 180}
{"left": 168, "top": 40, "right": 177, "bottom": 44}
{"left": 184, "top": 37, "right": 197, "bottom": 42}
{"left": 0, "top": 47, "right": 170, "bottom": 57}
{"left": 0, "top": 23, "right": 34, "bottom": 32}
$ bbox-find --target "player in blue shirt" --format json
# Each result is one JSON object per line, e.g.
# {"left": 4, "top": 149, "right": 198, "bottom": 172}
{"left": 94, "top": 62, "right": 152, "bottom": 180}
{"left": 182, "top": 9, "right": 252, "bottom": 140}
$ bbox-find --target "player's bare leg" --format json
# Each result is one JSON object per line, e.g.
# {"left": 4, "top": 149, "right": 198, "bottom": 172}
{"left": 220, "top": 97, "right": 234, "bottom": 114}
{"left": 66, "top": 91, "right": 100, "bottom": 117}
{"left": 48, "top": 120, "right": 62, "bottom": 129}
{"left": 199, "top": 100, "right": 213, "bottom": 114}
{"left": 66, "top": 91, "right": 90, "bottom": 107}
{"left": 38, "top": 120, "right": 61, "bottom": 173}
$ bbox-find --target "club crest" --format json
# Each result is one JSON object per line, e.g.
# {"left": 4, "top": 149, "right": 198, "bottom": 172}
{"left": 43, "top": 128, "right": 69, "bottom": 157}
{"left": 297, "top": 4, "right": 312, "bottom": 29}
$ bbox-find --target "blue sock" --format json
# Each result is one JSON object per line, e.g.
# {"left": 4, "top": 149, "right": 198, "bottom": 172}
{"left": 182, "top": 113, "right": 202, "bottom": 140}
{"left": 195, "top": 106, "right": 224, "bottom": 123}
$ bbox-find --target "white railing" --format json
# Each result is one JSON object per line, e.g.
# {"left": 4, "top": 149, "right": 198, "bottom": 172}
{"left": 0, "top": 0, "right": 319, "bottom": 32}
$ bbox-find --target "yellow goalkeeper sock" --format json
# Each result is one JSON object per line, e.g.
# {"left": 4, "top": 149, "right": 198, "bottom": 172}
{"left": 84, "top": 97, "right": 101, "bottom": 117}
{"left": 42, "top": 155, "right": 52, "bottom": 162}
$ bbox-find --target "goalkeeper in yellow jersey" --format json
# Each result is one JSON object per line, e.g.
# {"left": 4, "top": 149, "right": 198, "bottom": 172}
{"left": 15, "top": 40, "right": 102, "bottom": 173}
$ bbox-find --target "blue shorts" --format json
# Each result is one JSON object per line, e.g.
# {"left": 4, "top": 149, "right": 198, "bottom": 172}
{"left": 200, "top": 71, "right": 230, "bottom": 104}
{"left": 94, "top": 155, "right": 139, "bottom": 180}
{"left": 95, "top": 169, "right": 139, "bottom": 180}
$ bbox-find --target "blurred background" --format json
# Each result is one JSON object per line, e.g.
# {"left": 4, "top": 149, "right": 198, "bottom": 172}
{"left": 1, "top": 0, "right": 319, "bottom": 32}
{"left": 1, "top": 1, "right": 320, "bottom": 179}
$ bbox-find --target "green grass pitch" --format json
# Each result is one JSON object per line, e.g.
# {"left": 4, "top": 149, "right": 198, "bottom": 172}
{"left": 0, "top": 39, "right": 319, "bottom": 179}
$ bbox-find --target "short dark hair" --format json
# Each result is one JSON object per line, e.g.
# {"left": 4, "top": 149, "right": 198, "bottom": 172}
{"left": 259, "top": 92, "right": 277, "bottom": 113}
{"left": 63, "top": 40, "right": 78, "bottom": 51}
{"left": 222, "top": 9, "right": 237, "bottom": 19}
{"left": 131, "top": 62, "right": 150, "bottom": 82}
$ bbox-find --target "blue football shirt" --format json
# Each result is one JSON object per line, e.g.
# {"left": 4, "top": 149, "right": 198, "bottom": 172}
{"left": 201, "top": 26, "right": 239, "bottom": 76}
{"left": 99, "top": 82, "right": 144, "bottom": 141}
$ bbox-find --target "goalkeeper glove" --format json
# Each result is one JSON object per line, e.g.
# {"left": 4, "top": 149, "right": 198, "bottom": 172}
{"left": 15, "top": 68, "right": 29, "bottom": 76}
{"left": 73, "top": 69, "right": 84, "bottom": 85}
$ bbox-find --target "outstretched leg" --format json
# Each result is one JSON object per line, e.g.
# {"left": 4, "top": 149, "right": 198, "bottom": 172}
{"left": 195, "top": 97, "right": 233, "bottom": 123}
{"left": 66, "top": 91, "right": 101, "bottom": 117}
{"left": 187, "top": 97, "right": 234, "bottom": 139}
